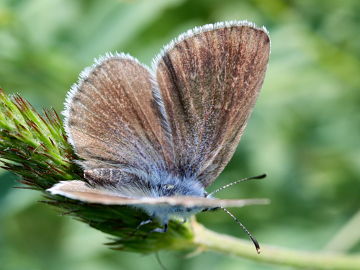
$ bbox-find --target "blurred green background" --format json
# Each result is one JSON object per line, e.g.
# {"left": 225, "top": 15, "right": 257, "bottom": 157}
{"left": 1, "top": 0, "right": 359, "bottom": 269}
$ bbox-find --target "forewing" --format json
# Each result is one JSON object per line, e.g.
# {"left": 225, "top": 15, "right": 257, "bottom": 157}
{"left": 64, "top": 54, "right": 172, "bottom": 171}
{"left": 48, "top": 181, "right": 269, "bottom": 208}
{"left": 153, "top": 22, "right": 270, "bottom": 186}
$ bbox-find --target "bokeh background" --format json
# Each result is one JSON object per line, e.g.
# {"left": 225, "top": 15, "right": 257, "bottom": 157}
{"left": 1, "top": 0, "right": 359, "bottom": 269}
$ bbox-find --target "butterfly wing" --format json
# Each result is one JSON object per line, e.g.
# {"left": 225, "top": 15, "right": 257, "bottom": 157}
{"left": 64, "top": 53, "right": 172, "bottom": 172}
{"left": 48, "top": 180, "right": 269, "bottom": 208}
{"left": 153, "top": 21, "right": 270, "bottom": 186}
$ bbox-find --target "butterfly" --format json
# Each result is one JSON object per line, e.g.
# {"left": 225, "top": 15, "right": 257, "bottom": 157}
{"left": 48, "top": 21, "right": 270, "bottom": 253}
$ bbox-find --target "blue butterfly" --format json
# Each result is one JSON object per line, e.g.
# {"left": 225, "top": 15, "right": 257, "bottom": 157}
{"left": 48, "top": 20, "right": 270, "bottom": 253}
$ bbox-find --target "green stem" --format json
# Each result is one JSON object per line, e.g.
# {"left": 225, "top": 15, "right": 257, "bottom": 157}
{"left": 325, "top": 210, "right": 360, "bottom": 253}
{"left": 191, "top": 221, "right": 360, "bottom": 270}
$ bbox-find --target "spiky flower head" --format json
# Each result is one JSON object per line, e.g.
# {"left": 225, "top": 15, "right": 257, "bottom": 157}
{"left": 0, "top": 89, "right": 193, "bottom": 253}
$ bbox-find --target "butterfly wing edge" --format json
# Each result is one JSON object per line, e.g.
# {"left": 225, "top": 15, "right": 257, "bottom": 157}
{"left": 62, "top": 52, "right": 152, "bottom": 148}
{"left": 151, "top": 20, "right": 270, "bottom": 71}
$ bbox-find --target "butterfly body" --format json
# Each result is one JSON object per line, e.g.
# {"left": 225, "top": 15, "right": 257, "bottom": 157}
{"left": 84, "top": 168, "right": 206, "bottom": 223}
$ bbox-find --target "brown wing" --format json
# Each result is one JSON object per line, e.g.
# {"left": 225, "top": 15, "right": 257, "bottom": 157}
{"left": 153, "top": 21, "right": 270, "bottom": 186}
{"left": 64, "top": 53, "right": 172, "bottom": 171}
{"left": 47, "top": 180, "right": 269, "bottom": 207}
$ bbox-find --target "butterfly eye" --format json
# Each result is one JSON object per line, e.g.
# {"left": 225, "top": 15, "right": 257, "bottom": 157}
{"left": 163, "top": 184, "right": 174, "bottom": 190}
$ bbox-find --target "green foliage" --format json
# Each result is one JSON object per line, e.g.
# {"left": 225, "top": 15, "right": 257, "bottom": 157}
{"left": 0, "top": 0, "right": 359, "bottom": 269}
{"left": 0, "top": 90, "right": 77, "bottom": 188}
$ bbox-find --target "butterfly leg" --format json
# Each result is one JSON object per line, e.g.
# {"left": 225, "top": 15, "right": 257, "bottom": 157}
{"left": 136, "top": 219, "right": 153, "bottom": 230}
{"left": 151, "top": 222, "right": 168, "bottom": 233}
{"left": 125, "top": 218, "right": 154, "bottom": 239}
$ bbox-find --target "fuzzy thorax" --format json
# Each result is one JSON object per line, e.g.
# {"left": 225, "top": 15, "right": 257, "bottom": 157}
{"left": 138, "top": 176, "right": 206, "bottom": 224}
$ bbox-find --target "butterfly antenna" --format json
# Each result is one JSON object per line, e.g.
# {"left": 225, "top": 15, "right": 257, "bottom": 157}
{"left": 221, "top": 207, "right": 261, "bottom": 254}
{"left": 208, "top": 174, "right": 266, "bottom": 196}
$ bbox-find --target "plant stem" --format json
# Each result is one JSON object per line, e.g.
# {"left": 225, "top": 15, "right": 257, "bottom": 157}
{"left": 325, "top": 210, "right": 360, "bottom": 253}
{"left": 191, "top": 221, "right": 360, "bottom": 270}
